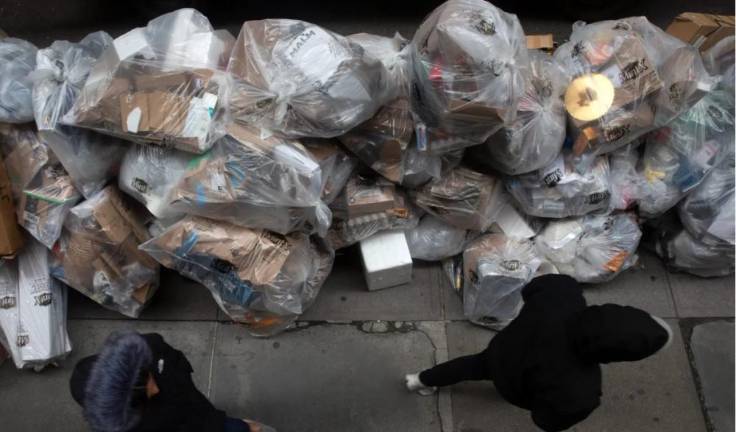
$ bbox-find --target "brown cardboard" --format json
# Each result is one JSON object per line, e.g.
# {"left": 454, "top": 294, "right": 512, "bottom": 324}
{"left": 133, "top": 71, "right": 191, "bottom": 92}
{"left": 345, "top": 178, "right": 396, "bottom": 218}
{"left": 666, "top": 13, "right": 735, "bottom": 52}
{"left": 147, "top": 91, "right": 188, "bottom": 136}
{"left": 0, "top": 159, "right": 23, "bottom": 256}
{"left": 447, "top": 98, "right": 502, "bottom": 121}
{"left": 120, "top": 92, "right": 150, "bottom": 133}
{"left": 526, "top": 34, "right": 554, "bottom": 50}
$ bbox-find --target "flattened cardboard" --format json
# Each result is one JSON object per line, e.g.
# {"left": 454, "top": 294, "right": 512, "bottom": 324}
{"left": 667, "top": 13, "right": 735, "bottom": 51}
{"left": 345, "top": 178, "right": 396, "bottom": 218}
{"left": 120, "top": 92, "right": 150, "bottom": 133}
{"left": 526, "top": 34, "right": 554, "bottom": 50}
{"left": 0, "top": 160, "right": 23, "bottom": 256}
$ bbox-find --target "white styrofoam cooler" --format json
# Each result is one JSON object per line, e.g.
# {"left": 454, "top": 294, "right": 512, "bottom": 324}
{"left": 359, "top": 230, "right": 413, "bottom": 291}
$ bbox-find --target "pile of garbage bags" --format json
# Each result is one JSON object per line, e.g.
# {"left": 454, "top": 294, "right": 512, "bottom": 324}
{"left": 0, "top": 1, "right": 733, "bottom": 367}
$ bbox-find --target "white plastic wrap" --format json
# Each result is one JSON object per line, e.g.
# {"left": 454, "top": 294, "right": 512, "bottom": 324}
{"left": 554, "top": 17, "right": 714, "bottom": 158}
{"left": 119, "top": 143, "right": 193, "bottom": 220}
{"left": 638, "top": 89, "right": 735, "bottom": 218}
{"left": 410, "top": 0, "right": 529, "bottom": 148}
{"left": 678, "top": 152, "right": 734, "bottom": 246}
{"left": 32, "top": 32, "right": 128, "bottom": 199}
{"left": 0, "top": 239, "right": 72, "bottom": 370}
{"left": 140, "top": 216, "right": 334, "bottom": 336}
{"left": 505, "top": 152, "right": 611, "bottom": 218}
{"left": 462, "top": 233, "right": 541, "bottom": 329}
{"left": 339, "top": 33, "right": 414, "bottom": 183}
{"left": 0, "top": 38, "right": 37, "bottom": 123}
{"left": 468, "top": 51, "right": 567, "bottom": 175}
{"left": 0, "top": 125, "right": 81, "bottom": 249}
{"left": 61, "top": 9, "right": 234, "bottom": 153}
{"left": 414, "top": 166, "right": 505, "bottom": 231}
{"left": 608, "top": 143, "right": 643, "bottom": 211}
{"left": 168, "top": 124, "right": 330, "bottom": 236}
{"left": 535, "top": 212, "right": 642, "bottom": 283}
{"left": 50, "top": 186, "right": 160, "bottom": 318}
{"left": 227, "top": 19, "right": 389, "bottom": 138}
{"left": 405, "top": 215, "right": 471, "bottom": 261}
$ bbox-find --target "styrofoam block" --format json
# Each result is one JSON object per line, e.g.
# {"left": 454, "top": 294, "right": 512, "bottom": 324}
{"left": 359, "top": 230, "right": 413, "bottom": 291}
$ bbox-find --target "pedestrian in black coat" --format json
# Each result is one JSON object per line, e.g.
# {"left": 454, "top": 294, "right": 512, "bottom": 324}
{"left": 405, "top": 274, "right": 672, "bottom": 432}
{"left": 70, "top": 332, "right": 270, "bottom": 432}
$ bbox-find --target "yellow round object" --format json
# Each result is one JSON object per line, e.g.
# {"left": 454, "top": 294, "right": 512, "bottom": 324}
{"left": 564, "top": 73, "right": 615, "bottom": 122}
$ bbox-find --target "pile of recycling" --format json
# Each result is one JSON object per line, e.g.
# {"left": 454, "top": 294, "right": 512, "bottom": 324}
{"left": 0, "top": 1, "right": 733, "bottom": 369}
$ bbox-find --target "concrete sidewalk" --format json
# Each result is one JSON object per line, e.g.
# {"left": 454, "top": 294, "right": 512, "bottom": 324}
{"left": 1, "top": 250, "right": 733, "bottom": 432}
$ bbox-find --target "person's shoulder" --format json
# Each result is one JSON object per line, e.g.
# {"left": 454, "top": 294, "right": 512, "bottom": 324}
{"left": 522, "top": 274, "right": 584, "bottom": 303}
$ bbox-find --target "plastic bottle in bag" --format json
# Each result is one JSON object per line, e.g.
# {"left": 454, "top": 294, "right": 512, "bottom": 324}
{"left": 554, "top": 17, "right": 713, "bottom": 159}
{"left": 32, "top": 31, "right": 129, "bottom": 199}
{"left": 505, "top": 152, "right": 611, "bottom": 218}
{"left": 227, "top": 19, "right": 389, "bottom": 138}
{"left": 467, "top": 51, "right": 567, "bottom": 175}
{"left": 415, "top": 166, "right": 505, "bottom": 231}
{"left": 0, "top": 239, "right": 72, "bottom": 370}
{"left": 405, "top": 215, "right": 471, "bottom": 261}
{"left": 61, "top": 9, "right": 234, "bottom": 154}
{"left": 410, "top": 0, "right": 529, "bottom": 148}
{"left": 168, "top": 124, "right": 330, "bottom": 236}
{"left": 535, "top": 212, "right": 642, "bottom": 283}
{"left": 50, "top": 186, "right": 160, "bottom": 318}
{"left": 462, "top": 233, "right": 541, "bottom": 329}
{"left": 638, "top": 88, "right": 734, "bottom": 218}
{"left": 0, "top": 38, "right": 37, "bottom": 123}
{"left": 140, "top": 216, "right": 334, "bottom": 336}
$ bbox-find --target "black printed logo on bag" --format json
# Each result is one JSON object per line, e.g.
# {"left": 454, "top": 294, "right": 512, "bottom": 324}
{"left": 288, "top": 29, "right": 317, "bottom": 58}
{"left": 612, "top": 22, "right": 631, "bottom": 31}
{"left": 16, "top": 334, "right": 29, "bottom": 347}
{"left": 585, "top": 191, "right": 610, "bottom": 205}
{"left": 602, "top": 124, "right": 631, "bottom": 142}
{"left": 619, "top": 60, "right": 648, "bottom": 82}
{"left": 500, "top": 260, "right": 521, "bottom": 271}
{"left": 34, "top": 292, "right": 53, "bottom": 306}
{"left": 571, "top": 42, "right": 586, "bottom": 58}
{"left": 474, "top": 18, "right": 496, "bottom": 35}
{"left": 543, "top": 169, "right": 563, "bottom": 187}
{"left": 210, "top": 258, "right": 235, "bottom": 274}
{"left": 132, "top": 177, "right": 149, "bottom": 194}
{"left": 0, "top": 295, "right": 15, "bottom": 309}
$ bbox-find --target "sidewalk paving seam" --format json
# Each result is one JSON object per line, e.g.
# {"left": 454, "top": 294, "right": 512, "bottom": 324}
{"left": 662, "top": 268, "right": 681, "bottom": 318}
{"left": 206, "top": 321, "right": 219, "bottom": 398}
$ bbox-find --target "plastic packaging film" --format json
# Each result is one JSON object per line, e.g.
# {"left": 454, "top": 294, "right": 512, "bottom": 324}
{"left": 0, "top": 38, "right": 37, "bottom": 123}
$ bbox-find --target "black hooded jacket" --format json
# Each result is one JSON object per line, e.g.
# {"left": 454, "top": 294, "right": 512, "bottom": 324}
{"left": 486, "top": 274, "right": 669, "bottom": 432}
{"left": 70, "top": 333, "right": 228, "bottom": 432}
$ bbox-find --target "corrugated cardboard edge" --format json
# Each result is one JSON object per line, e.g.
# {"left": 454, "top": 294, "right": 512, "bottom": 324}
{"left": 526, "top": 34, "right": 554, "bottom": 50}
{"left": 0, "top": 159, "right": 24, "bottom": 257}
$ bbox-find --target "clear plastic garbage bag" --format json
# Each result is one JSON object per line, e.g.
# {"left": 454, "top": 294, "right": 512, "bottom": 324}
{"left": 0, "top": 239, "right": 72, "bottom": 370}
{"left": 467, "top": 51, "right": 567, "bottom": 175}
{"left": 327, "top": 176, "right": 420, "bottom": 250}
{"left": 227, "top": 19, "right": 389, "bottom": 138}
{"left": 638, "top": 88, "right": 734, "bottom": 218}
{"left": 608, "top": 143, "right": 643, "bottom": 211}
{"left": 0, "top": 38, "right": 37, "bottom": 123}
{"left": 302, "top": 139, "right": 357, "bottom": 205}
{"left": 535, "top": 212, "right": 642, "bottom": 283}
{"left": 140, "top": 216, "right": 334, "bottom": 336}
{"left": 339, "top": 33, "right": 414, "bottom": 183}
{"left": 61, "top": 9, "right": 234, "bottom": 154}
{"left": 678, "top": 152, "right": 734, "bottom": 246}
{"left": 415, "top": 166, "right": 505, "bottom": 231}
{"left": 462, "top": 233, "right": 541, "bottom": 329}
{"left": 168, "top": 124, "right": 330, "bottom": 236}
{"left": 505, "top": 152, "right": 611, "bottom": 218}
{"left": 703, "top": 36, "right": 734, "bottom": 91}
{"left": 410, "top": 0, "right": 529, "bottom": 147}
{"left": 655, "top": 228, "right": 734, "bottom": 278}
{"left": 32, "top": 31, "right": 128, "bottom": 199}
{"left": 554, "top": 17, "right": 714, "bottom": 158}
{"left": 405, "top": 214, "right": 472, "bottom": 261}
{"left": 0, "top": 125, "right": 82, "bottom": 248}
{"left": 119, "top": 143, "right": 194, "bottom": 220}
{"left": 50, "top": 186, "right": 160, "bottom": 318}
{"left": 400, "top": 145, "right": 463, "bottom": 189}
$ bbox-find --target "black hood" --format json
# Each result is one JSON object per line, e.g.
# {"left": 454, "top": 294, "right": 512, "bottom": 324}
{"left": 569, "top": 304, "right": 669, "bottom": 364}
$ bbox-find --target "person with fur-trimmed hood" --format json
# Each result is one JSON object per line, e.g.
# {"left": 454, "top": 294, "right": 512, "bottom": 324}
{"left": 70, "top": 332, "right": 272, "bottom": 432}
{"left": 405, "top": 274, "right": 673, "bottom": 431}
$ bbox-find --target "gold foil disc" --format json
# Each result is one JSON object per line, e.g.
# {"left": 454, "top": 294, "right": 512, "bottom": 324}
{"left": 564, "top": 73, "right": 614, "bottom": 122}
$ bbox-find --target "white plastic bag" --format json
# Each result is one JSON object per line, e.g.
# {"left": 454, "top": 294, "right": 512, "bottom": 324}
{"left": 0, "top": 38, "right": 37, "bottom": 123}
{"left": 535, "top": 212, "right": 642, "bottom": 283}
{"left": 656, "top": 228, "right": 734, "bottom": 278}
{"left": 140, "top": 216, "right": 334, "bottom": 336}
{"left": 410, "top": 0, "right": 529, "bottom": 147}
{"left": 405, "top": 215, "right": 471, "bottom": 261}
{"left": 62, "top": 9, "right": 233, "bottom": 153}
{"left": 227, "top": 19, "right": 389, "bottom": 138}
